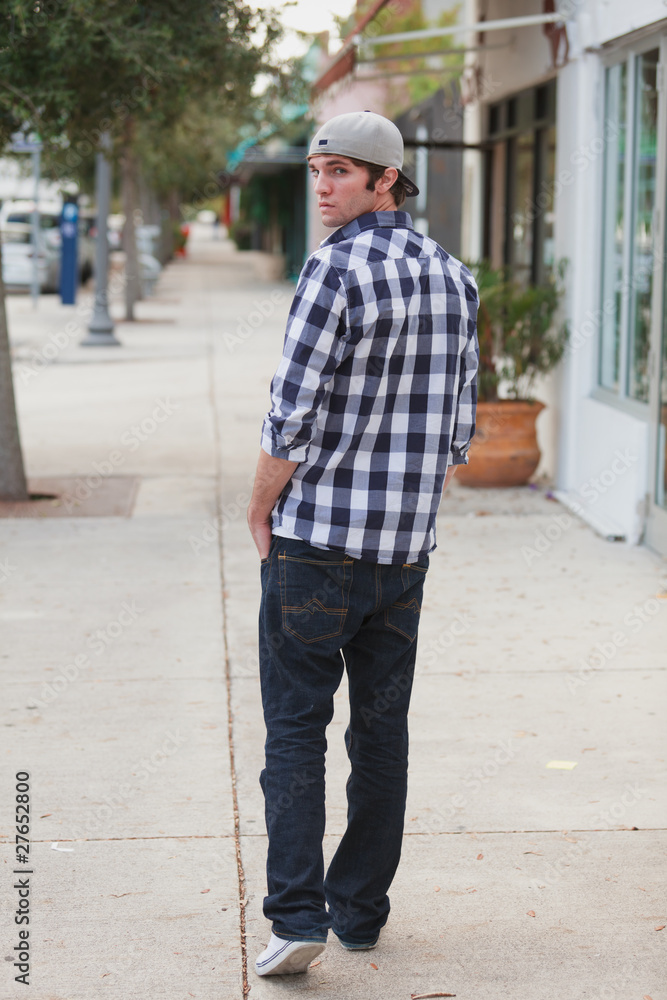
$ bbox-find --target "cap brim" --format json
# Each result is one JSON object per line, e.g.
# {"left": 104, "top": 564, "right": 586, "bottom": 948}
{"left": 399, "top": 171, "right": 419, "bottom": 197}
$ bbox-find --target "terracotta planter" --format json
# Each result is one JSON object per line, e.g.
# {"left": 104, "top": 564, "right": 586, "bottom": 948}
{"left": 456, "top": 400, "right": 545, "bottom": 488}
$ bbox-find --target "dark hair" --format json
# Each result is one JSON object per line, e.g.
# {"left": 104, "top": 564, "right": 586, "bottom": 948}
{"left": 348, "top": 157, "right": 409, "bottom": 208}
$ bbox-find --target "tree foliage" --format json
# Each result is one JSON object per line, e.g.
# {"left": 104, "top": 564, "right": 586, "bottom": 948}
{"left": 334, "top": 0, "right": 462, "bottom": 115}
{"left": 1, "top": 0, "right": 281, "bottom": 152}
{"left": 0, "top": 0, "right": 284, "bottom": 496}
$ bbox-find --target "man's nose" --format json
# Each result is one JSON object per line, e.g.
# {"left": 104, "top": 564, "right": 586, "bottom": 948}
{"left": 314, "top": 172, "right": 331, "bottom": 194}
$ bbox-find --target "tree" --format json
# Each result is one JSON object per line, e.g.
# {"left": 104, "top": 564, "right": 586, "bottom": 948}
{"left": 0, "top": 0, "right": 281, "bottom": 499}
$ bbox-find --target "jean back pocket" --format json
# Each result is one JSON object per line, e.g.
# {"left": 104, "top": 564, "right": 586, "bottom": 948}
{"left": 279, "top": 552, "right": 353, "bottom": 643}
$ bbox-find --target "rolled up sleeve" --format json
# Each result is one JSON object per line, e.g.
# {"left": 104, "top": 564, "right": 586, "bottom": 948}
{"left": 261, "top": 257, "right": 348, "bottom": 463}
{"left": 449, "top": 279, "right": 479, "bottom": 466}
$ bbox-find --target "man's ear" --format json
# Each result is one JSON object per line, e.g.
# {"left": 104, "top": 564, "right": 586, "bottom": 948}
{"left": 376, "top": 167, "right": 398, "bottom": 192}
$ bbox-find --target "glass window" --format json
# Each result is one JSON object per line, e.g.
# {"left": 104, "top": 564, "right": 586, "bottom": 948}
{"left": 484, "top": 83, "right": 556, "bottom": 281}
{"left": 628, "top": 48, "right": 659, "bottom": 402}
{"left": 511, "top": 132, "right": 535, "bottom": 279}
{"left": 657, "top": 238, "right": 667, "bottom": 508}
{"left": 541, "top": 125, "right": 556, "bottom": 276}
{"left": 599, "top": 62, "right": 626, "bottom": 392}
{"left": 599, "top": 48, "right": 659, "bottom": 403}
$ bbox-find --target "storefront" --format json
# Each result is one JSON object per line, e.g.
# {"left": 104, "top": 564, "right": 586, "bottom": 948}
{"left": 553, "top": 8, "right": 667, "bottom": 554}
{"left": 463, "top": 0, "right": 667, "bottom": 553}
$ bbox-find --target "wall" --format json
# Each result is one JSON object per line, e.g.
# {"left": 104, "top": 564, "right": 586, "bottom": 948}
{"left": 476, "top": 0, "right": 558, "bottom": 104}
{"left": 553, "top": 1, "right": 666, "bottom": 542}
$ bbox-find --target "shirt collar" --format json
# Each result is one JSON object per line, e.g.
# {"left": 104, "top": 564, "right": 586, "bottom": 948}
{"left": 320, "top": 211, "right": 414, "bottom": 247}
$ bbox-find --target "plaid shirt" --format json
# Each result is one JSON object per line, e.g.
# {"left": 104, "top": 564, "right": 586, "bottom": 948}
{"left": 261, "top": 210, "right": 478, "bottom": 564}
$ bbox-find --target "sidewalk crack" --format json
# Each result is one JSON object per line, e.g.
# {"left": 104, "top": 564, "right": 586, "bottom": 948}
{"left": 209, "top": 332, "right": 250, "bottom": 998}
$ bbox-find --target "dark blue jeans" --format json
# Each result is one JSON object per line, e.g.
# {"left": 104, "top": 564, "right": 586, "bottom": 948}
{"left": 258, "top": 534, "right": 428, "bottom": 944}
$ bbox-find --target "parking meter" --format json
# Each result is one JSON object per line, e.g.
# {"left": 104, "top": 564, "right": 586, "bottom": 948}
{"left": 60, "top": 200, "right": 79, "bottom": 304}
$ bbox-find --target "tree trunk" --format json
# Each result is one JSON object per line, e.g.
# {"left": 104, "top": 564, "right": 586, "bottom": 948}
{"left": 121, "top": 121, "right": 141, "bottom": 320}
{"left": 0, "top": 241, "right": 29, "bottom": 500}
{"left": 163, "top": 188, "right": 181, "bottom": 262}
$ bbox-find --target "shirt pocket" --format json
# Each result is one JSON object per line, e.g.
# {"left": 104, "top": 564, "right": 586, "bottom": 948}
{"left": 279, "top": 552, "right": 353, "bottom": 643}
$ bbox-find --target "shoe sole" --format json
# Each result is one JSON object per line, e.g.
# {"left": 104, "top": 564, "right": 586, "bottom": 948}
{"left": 256, "top": 942, "right": 325, "bottom": 976}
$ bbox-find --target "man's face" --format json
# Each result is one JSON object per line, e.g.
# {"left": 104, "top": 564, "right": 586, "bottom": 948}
{"left": 308, "top": 154, "right": 387, "bottom": 229}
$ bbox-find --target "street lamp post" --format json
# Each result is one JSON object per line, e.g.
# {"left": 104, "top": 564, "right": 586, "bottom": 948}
{"left": 82, "top": 132, "right": 120, "bottom": 346}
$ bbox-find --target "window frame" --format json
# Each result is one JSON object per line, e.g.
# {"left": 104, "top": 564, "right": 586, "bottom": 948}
{"left": 594, "top": 34, "right": 666, "bottom": 415}
{"left": 484, "top": 80, "right": 557, "bottom": 285}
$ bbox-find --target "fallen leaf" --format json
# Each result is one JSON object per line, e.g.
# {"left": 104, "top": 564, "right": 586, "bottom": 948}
{"left": 200, "top": 889, "right": 210, "bottom": 894}
{"left": 370, "top": 962, "right": 378, "bottom": 969}
{"left": 477, "top": 853, "right": 484, "bottom": 860}
{"left": 563, "top": 836, "right": 577, "bottom": 843}
{"left": 655, "top": 925, "right": 665, "bottom": 931}
{"left": 410, "top": 993, "right": 456, "bottom": 998}
{"left": 310, "top": 960, "right": 321, "bottom": 968}
{"left": 40, "top": 813, "right": 52, "bottom": 818}
{"left": 523, "top": 851, "right": 543, "bottom": 856}
{"left": 434, "top": 886, "right": 441, "bottom": 891}
{"left": 638, "top": 887, "right": 646, "bottom": 891}
{"left": 527, "top": 910, "right": 536, "bottom": 917}
{"left": 644, "top": 995, "right": 654, "bottom": 999}
{"left": 582, "top": 747, "right": 596, "bottom": 752}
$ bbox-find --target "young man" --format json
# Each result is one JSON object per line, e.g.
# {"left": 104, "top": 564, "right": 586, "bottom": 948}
{"left": 248, "top": 110, "right": 478, "bottom": 977}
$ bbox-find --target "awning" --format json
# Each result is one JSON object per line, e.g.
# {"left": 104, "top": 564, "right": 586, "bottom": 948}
{"left": 313, "top": 10, "right": 565, "bottom": 93}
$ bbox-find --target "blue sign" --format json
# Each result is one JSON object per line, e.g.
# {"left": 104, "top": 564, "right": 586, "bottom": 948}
{"left": 60, "top": 202, "right": 79, "bottom": 304}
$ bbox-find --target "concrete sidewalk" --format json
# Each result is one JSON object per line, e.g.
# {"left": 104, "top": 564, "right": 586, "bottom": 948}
{"left": 1, "top": 227, "right": 665, "bottom": 1000}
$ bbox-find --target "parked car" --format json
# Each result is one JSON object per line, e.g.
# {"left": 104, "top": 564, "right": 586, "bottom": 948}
{"left": 1, "top": 223, "right": 59, "bottom": 292}
{"left": 0, "top": 199, "right": 96, "bottom": 285}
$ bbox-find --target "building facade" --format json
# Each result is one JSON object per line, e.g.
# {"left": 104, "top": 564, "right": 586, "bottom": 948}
{"left": 312, "top": 0, "right": 667, "bottom": 555}
{"left": 462, "top": 0, "right": 667, "bottom": 552}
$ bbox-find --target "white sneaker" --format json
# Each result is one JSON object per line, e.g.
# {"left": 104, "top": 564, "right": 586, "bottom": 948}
{"left": 255, "top": 932, "right": 325, "bottom": 976}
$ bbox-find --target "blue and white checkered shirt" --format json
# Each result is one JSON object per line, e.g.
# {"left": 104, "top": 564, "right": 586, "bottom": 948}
{"left": 261, "top": 211, "right": 478, "bottom": 564}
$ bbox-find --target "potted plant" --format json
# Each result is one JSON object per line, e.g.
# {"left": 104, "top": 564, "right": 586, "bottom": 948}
{"left": 456, "top": 260, "right": 569, "bottom": 487}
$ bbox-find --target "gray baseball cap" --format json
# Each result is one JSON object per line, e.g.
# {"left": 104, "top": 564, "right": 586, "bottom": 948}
{"left": 308, "top": 111, "right": 419, "bottom": 198}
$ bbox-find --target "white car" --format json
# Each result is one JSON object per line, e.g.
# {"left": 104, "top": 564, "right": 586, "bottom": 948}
{"left": 0, "top": 199, "right": 96, "bottom": 285}
{"left": 1, "top": 223, "right": 59, "bottom": 291}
